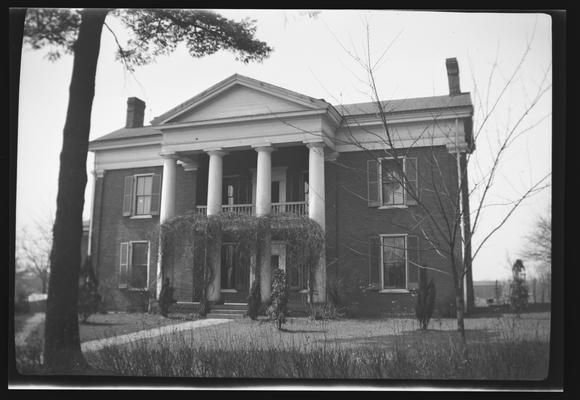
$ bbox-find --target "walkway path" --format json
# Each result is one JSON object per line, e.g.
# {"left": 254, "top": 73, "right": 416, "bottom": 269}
{"left": 15, "top": 313, "right": 45, "bottom": 347}
{"left": 81, "top": 318, "right": 232, "bottom": 353}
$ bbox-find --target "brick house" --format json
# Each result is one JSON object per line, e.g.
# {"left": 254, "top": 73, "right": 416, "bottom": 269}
{"left": 88, "top": 58, "right": 474, "bottom": 316}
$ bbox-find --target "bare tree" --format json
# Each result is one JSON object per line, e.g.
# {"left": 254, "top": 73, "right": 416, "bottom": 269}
{"left": 316, "top": 20, "right": 551, "bottom": 341}
{"left": 15, "top": 214, "right": 54, "bottom": 295}
{"left": 520, "top": 206, "right": 551, "bottom": 303}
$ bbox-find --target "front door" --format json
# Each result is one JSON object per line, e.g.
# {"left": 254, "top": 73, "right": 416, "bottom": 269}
{"left": 220, "top": 242, "right": 250, "bottom": 303}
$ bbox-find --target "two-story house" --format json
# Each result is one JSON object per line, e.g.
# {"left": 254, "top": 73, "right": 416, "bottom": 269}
{"left": 87, "top": 58, "right": 475, "bottom": 316}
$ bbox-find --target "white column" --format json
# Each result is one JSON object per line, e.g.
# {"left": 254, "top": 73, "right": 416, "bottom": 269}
{"left": 307, "top": 142, "right": 326, "bottom": 302}
{"left": 206, "top": 149, "right": 226, "bottom": 216}
{"left": 254, "top": 145, "right": 274, "bottom": 216}
{"left": 253, "top": 144, "right": 274, "bottom": 303}
{"left": 156, "top": 154, "right": 177, "bottom": 299}
{"left": 205, "top": 148, "right": 226, "bottom": 302}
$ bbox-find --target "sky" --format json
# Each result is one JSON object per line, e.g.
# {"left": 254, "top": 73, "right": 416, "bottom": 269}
{"left": 16, "top": 9, "right": 552, "bottom": 281}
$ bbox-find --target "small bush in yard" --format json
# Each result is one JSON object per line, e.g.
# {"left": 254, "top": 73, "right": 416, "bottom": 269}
{"left": 159, "top": 278, "right": 176, "bottom": 317}
{"left": 415, "top": 266, "right": 436, "bottom": 330}
{"left": 509, "top": 259, "right": 528, "bottom": 315}
{"left": 266, "top": 268, "right": 289, "bottom": 329}
{"left": 78, "top": 256, "right": 101, "bottom": 323}
{"left": 246, "top": 279, "right": 261, "bottom": 320}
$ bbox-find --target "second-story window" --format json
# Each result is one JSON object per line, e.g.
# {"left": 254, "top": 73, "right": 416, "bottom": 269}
{"left": 135, "top": 175, "right": 153, "bottom": 215}
{"left": 122, "top": 173, "right": 161, "bottom": 217}
{"left": 367, "top": 157, "right": 418, "bottom": 208}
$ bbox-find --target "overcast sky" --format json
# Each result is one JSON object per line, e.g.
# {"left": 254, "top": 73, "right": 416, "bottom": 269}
{"left": 17, "top": 9, "right": 552, "bottom": 281}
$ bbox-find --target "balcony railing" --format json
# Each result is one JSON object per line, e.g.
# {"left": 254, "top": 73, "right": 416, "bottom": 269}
{"left": 272, "top": 201, "right": 308, "bottom": 215}
{"left": 195, "top": 201, "right": 307, "bottom": 216}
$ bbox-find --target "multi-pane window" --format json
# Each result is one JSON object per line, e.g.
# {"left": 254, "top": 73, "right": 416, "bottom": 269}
{"left": 367, "top": 157, "right": 418, "bottom": 208}
{"left": 381, "top": 236, "right": 406, "bottom": 289}
{"left": 381, "top": 160, "right": 405, "bottom": 206}
{"left": 369, "top": 234, "right": 420, "bottom": 291}
{"left": 135, "top": 175, "right": 153, "bottom": 215}
{"left": 122, "top": 174, "right": 161, "bottom": 217}
{"left": 119, "top": 241, "right": 149, "bottom": 289}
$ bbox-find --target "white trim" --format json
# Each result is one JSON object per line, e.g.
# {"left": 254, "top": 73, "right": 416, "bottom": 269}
{"left": 159, "top": 109, "right": 329, "bottom": 130}
{"left": 130, "top": 215, "right": 153, "bottom": 219}
{"left": 220, "top": 289, "right": 238, "bottom": 293}
{"left": 340, "top": 108, "right": 473, "bottom": 127}
{"left": 378, "top": 205, "right": 409, "bottom": 210}
{"left": 379, "top": 289, "right": 411, "bottom": 294}
{"left": 89, "top": 138, "right": 161, "bottom": 151}
{"left": 97, "top": 160, "right": 164, "bottom": 171}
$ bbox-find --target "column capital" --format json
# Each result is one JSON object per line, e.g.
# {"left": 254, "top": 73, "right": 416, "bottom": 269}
{"left": 159, "top": 151, "right": 179, "bottom": 160}
{"left": 204, "top": 147, "right": 228, "bottom": 157}
{"left": 304, "top": 140, "right": 325, "bottom": 149}
{"left": 251, "top": 143, "right": 275, "bottom": 152}
{"left": 324, "top": 150, "right": 340, "bottom": 162}
{"left": 446, "top": 142, "right": 469, "bottom": 154}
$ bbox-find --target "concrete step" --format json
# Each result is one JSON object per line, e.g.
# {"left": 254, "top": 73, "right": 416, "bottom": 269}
{"left": 206, "top": 313, "right": 245, "bottom": 319}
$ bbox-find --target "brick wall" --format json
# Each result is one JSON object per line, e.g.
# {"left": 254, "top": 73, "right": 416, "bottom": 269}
{"left": 327, "top": 146, "right": 463, "bottom": 317}
{"left": 94, "top": 165, "right": 199, "bottom": 310}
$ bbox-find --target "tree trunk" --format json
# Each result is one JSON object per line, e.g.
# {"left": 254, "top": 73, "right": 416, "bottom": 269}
{"left": 43, "top": 9, "right": 108, "bottom": 373}
{"left": 456, "top": 279, "right": 466, "bottom": 343}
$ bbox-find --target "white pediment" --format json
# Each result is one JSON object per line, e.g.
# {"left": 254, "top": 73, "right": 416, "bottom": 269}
{"left": 165, "top": 83, "right": 318, "bottom": 125}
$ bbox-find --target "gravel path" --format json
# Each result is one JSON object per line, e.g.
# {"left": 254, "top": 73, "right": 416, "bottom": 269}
{"left": 15, "top": 313, "right": 45, "bottom": 347}
{"left": 81, "top": 318, "right": 232, "bottom": 353}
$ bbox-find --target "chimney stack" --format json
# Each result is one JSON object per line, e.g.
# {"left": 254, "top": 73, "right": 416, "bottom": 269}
{"left": 126, "top": 97, "right": 145, "bottom": 128}
{"left": 445, "top": 58, "right": 461, "bottom": 95}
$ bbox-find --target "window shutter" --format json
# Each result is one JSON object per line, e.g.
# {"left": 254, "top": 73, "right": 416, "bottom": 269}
{"left": 150, "top": 174, "right": 161, "bottom": 215}
{"left": 369, "top": 236, "right": 381, "bottom": 286}
{"left": 122, "top": 176, "right": 134, "bottom": 216}
{"left": 119, "top": 242, "right": 129, "bottom": 288}
{"left": 405, "top": 158, "right": 418, "bottom": 205}
{"left": 407, "top": 235, "right": 420, "bottom": 290}
{"left": 367, "top": 159, "right": 380, "bottom": 207}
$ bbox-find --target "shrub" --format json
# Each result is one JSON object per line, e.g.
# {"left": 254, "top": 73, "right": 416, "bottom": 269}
{"left": 415, "top": 266, "right": 436, "bottom": 330}
{"left": 509, "top": 260, "right": 529, "bottom": 315}
{"left": 246, "top": 279, "right": 261, "bottom": 320}
{"left": 308, "top": 302, "right": 344, "bottom": 320}
{"left": 78, "top": 256, "right": 101, "bottom": 323}
{"left": 158, "top": 278, "right": 176, "bottom": 317}
{"left": 266, "top": 269, "right": 289, "bottom": 329}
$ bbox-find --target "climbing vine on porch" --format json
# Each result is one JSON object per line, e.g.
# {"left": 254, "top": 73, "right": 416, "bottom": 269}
{"left": 159, "top": 212, "right": 325, "bottom": 316}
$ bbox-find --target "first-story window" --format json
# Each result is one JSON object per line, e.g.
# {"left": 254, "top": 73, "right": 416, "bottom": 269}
{"left": 381, "top": 236, "right": 406, "bottom": 289}
{"left": 369, "top": 234, "right": 420, "bottom": 291}
{"left": 119, "top": 241, "right": 149, "bottom": 289}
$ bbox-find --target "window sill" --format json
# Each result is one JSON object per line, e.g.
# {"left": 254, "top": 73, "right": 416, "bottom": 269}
{"left": 220, "top": 289, "right": 238, "bottom": 293}
{"left": 119, "top": 287, "right": 149, "bottom": 292}
{"left": 130, "top": 215, "right": 154, "bottom": 219}
{"left": 379, "top": 289, "right": 411, "bottom": 294}
{"left": 378, "top": 205, "right": 408, "bottom": 210}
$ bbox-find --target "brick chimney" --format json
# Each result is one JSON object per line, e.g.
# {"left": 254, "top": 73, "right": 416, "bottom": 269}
{"left": 445, "top": 58, "right": 461, "bottom": 95}
{"left": 125, "top": 97, "right": 145, "bottom": 128}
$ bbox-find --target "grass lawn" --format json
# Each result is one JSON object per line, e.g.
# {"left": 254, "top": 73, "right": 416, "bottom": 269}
{"left": 86, "top": 312, "right": 550, "bottom": 379}
{"left": 134, "top": 312, "right": 550, "bottom": 353}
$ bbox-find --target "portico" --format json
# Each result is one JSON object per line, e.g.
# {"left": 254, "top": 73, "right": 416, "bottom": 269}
{"left": 156, "top": 139, "right": 330, "bottom": 304}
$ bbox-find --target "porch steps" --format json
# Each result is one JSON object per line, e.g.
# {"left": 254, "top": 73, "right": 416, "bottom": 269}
{"left": 206, "top": 303, "right": 247, "bottom": 319}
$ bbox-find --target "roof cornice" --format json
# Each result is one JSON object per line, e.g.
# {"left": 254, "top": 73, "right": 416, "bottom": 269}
{"left": 150, "top": 74, "right": 330, "bottom": 126}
